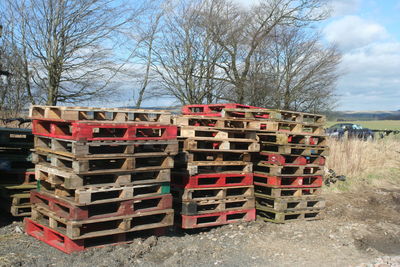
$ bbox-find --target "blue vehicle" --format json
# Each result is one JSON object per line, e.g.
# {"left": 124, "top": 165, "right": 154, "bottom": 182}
{"left": 326, "top": 123, "right": 374, "bottom": 140}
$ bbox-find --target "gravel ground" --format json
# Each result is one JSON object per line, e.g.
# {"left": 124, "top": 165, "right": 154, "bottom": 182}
{"left": 0, "top": 186, "right": 399, "bottom": 267}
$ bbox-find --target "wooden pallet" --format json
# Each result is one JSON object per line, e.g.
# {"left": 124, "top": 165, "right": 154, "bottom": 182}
{"left": 221, "top": 108, "right": 280, "bottom": 120}
{"left": 173, "top": 116, "right": 278, "bottom": 131}
{"left": 255, "top": 153, "right": 325, "bottom": 166}
{"left": 34, "top": 136, "right": 179, "bottom": 159}
{"left": 37, "top": 182, "right": 170, "bottom": 205}
{"left": 257, "top": 206, "right": 324, "bottom": 223}
{"left": 30, "top": 105, "right": 171, "bottom": 123}
{"left": 32, "top": 152, "right": 174, "bottom": 175}
{"left": 255, "top": 193, "right": 325, "bottom": 211}
{"left": 171, "top": 172, "right": 253, "bottom": 189}
{"left": 178, "top": 197, "right": 255, "bottom": 215}
{"left": 32, "top": 120, "right": 177, "bottom": 141}
{"left": 183, "top": 138, "right": 259, "bottom": 152}
{"left": 181, "top": 103, "right": 261, "bottom": 116}
{"left": 260, "top": 144, "right": 329, "bottom": 156}
{"left": 254, "top": 163, "right": 323, "bottom": 176}
{"left": 172, "top": 185, "right": 254, "bottom": 202}
{"left": 178, "top": 127, "right": 258, "bottom": 139}
{"left": 35, "top": 163, "right": 171, "bottom": 189}
{"left": 253, "top": 174, "right": 323, "bottom": 188}
{"left": 31, "top": 206, "right": 174, "bottom": 239}
{"left": 179, "top": 209, "right": 255, "bottom": 229}
{"left": 257, "top": 132, "right": 328, "bottom": 147}
{"left": 254, "top": 183, "right": 321, "bottom": 197}
{"left": 31, "top": 190, "right": 173, "bottom": 220}
{"left": 0, "top": 193, "right": 32, "bottom": 217}
{"left": 25, "top": 218, "right": 167, "bottom": 254}
{"left": 0, "top": 183, "right": 36, "bottom": 197}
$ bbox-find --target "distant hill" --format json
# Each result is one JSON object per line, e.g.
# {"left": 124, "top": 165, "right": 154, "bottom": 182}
{"left": 325, "top": 110, "right": 400, "bottom": 121}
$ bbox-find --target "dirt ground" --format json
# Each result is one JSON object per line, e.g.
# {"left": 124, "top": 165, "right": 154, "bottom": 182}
{"left": 0, "top": 185, "right": 399, "bottom": 267}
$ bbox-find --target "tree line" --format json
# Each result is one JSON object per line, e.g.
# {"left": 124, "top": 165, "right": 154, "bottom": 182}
{"left": 0, "top": 0, "right": 341, "bottom": 116}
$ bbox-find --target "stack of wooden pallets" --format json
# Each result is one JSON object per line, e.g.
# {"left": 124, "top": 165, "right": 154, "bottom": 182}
{"left": 172, "top": 104, "right": 263, "bottom": 229}
{"left": 248, "top": 109, "right": 328, "bottom": 223}
{"left": 0, "top": 127, "right": 36, "bottom": 217}
{"left": 24, "top": 105, "right": 178, "bottom": 253}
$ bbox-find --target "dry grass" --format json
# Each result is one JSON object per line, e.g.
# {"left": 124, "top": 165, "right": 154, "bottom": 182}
{"left": 326, "top": 136, "right": 400, "bottom": 190}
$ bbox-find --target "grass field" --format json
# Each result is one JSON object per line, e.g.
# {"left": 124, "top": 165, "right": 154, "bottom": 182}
{"left": 326, "top": 120, "right": 400, "bottom": 130}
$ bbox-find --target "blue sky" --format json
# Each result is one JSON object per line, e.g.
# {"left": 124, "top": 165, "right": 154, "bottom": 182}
{"left": 322, "top": 0, "right": 400, "bottom": 111}
{"left": 86, "top": 0, "right": 400, "bottom": 111}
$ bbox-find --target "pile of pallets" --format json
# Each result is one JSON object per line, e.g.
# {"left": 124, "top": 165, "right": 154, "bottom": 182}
{"left": 0, "top": 127, "right": 35, "bottom": 217}
{"left": 25, "top": 105, "right": 178, "bottom": 253}
{"left": 250, "top": 108, "right": 328, "bottom": 223}
{"left": 172, "top": 104, "right": 260, "bottom": 229}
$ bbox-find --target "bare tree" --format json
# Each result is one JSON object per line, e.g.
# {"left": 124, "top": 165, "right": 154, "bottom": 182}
{"left": 0, "top": 32, "right": 30, "bottom": 117}
{"left": 200, "top": 0, "right": 329, "bottom": 103}
{"left": 151, "top": 0, "right": 226, "bottom": 105}
{"left": 248, "top": 26, "right": 341, "bottom": 112}
{"left": 1, "top": 0, "right": 140, "bottom": 105}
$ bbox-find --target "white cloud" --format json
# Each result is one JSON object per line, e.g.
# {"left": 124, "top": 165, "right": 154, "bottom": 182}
{"left": 329, "top": 0, "right": 361, "bottom": 16}
{"left": 324, "top": 15, "right": 389, "bottom": 51}
{"left": 336, "top": 42, "right": 400, "bottom": 111}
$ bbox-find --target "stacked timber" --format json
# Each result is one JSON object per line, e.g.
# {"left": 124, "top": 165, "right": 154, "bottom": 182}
{"left": 249, "top": 109, "right": 328, "bottom": 223}
{"left": 25, "top": 105, "right": 178, "bottom": 253}
{"left": 0, "top": 127, "right": 35, "bottom": 217}
{"left": 172, "top": 104, "right": 261, "bottom": 229}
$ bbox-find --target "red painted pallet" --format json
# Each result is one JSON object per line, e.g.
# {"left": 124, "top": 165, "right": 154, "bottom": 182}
{"left": 171, "top": 173, "right": 253, "bottom": 189}
{"left": 32, "top": 120, "right": 177, "bottom": 141}
{"left": 179, "top": 208, "right": 255, "bottom": 229}
{"left": 253, "top": 174, "right": 323, "bottom": 188}
{"left": 31, "top": 190, "right": 172, "bottom": 221}
{"left": 181, "top": 104, "right": 263, "bottom": 116}
{"left": 256, "top": 153, "right": 326, "bottom": 166}
{"left": 30, "top": 206, "right": 173, "bottom": 239}
{"left": 25, "top": 218, "right": 166, "bottom": 254}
